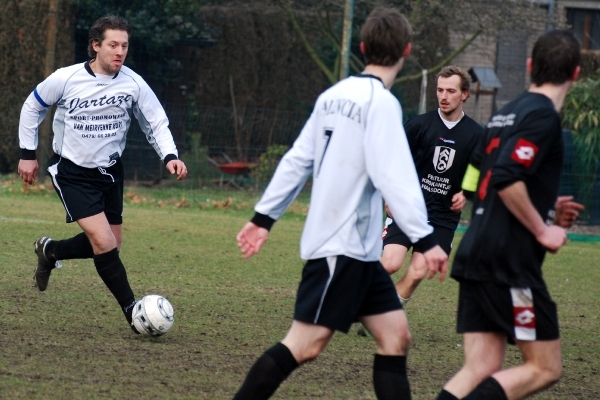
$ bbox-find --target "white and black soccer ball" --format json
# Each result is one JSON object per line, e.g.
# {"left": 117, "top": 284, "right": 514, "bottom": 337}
{"left": 132, "top": 294, "right": 174, "bottom": 336}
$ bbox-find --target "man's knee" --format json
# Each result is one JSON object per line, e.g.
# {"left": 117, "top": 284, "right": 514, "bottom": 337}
{"left": 381, "top": 257, "right": 402, "bottom": 275}
{"left": 406, "top": 257, "right": 429, "bottom": 281}
{"left": 380, "top": 245, "right": 407, "bottom": 275}
{"left": 466, "top": 364, "right": 500, "bottom": 384}
{"left": 536, "top": 362, "right": 562, "bottom": 387}
{"left": 463, "top": 352, "right": 503, "bottom": 382}
{"left": 400, "top": 326, "right": 412, "bottom": 349}
{"left": 282, "top": 323, "right": 332, "bottom": 364}
{"left": 375, "top": 323, "right": 411, "bottom": 355}
{"left": 290, "top": 342, "right": 326, "bottom": 364}
{"left": 395, "top": 325, "right": 412, "bottom": 354}
{"left": 519, "top": 339, "right": 563, "bottom": 389}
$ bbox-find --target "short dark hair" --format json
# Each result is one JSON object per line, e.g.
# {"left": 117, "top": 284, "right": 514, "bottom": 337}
{"left": 530, "top": 30, "right": 580, "bottom": 86}
{"left": 87, "top": 16, "right": 131, "bottom": 59}
{"left": 435, "top": 65, "right": 471, "bottom": 92}
{"left": 360, "top": 8, "right": 411, "bottom": 67}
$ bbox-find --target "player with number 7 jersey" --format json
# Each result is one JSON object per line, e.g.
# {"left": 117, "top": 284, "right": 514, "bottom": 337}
{"left": 233, "top": 9, "right": 448, "bottom": 399}
{"left": 254, "top": 74, "right": 436, "bottom": 261}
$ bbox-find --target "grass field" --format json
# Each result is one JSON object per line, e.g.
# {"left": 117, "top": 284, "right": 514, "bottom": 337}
{"left": 1, "top": 176, "right": 599, "bottom": 399}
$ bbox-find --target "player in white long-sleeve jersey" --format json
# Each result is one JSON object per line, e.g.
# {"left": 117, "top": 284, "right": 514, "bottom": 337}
{"left": 17, "top": 16, "right": 187, "bottom": 333}
{"left": 233, "top": 8, "right": 447, "bottom": 400}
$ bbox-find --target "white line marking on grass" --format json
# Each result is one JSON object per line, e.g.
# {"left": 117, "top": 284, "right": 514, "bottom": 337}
{"left": 0, "top": 216, "right": 57, "bottom": 224}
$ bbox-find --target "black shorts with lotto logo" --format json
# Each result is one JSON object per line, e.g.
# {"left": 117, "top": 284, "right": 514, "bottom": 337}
{"left": 382, "top": 218, "right": 455, "bottom": 255}
{"left": 47, "top": 154, "right": 124, "bottom": 224}
{"left": 294, "top": 255, "right": 402, "bottom": 333}
{"left": 456, "top": 279, "right": 559, "bottom": 342}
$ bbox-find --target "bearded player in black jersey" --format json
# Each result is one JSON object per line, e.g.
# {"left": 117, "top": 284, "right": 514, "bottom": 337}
{"left": 380, "top": 66, "right": 483, "bottom": 305}
{"left": 437, "top": 30, "right": 582, "bottom": 400}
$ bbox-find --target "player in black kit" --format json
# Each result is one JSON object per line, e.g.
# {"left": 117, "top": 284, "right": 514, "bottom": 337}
{"left": 380, "top": 66, "right": 483, "bottom": 305}
{"left": 437, "top": 30, "right": 582, "bottom": 400}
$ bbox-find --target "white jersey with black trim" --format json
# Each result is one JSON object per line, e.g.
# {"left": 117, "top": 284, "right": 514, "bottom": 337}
{"left": 255, "top": 75, "right": 432, "bottom": 261}
{"left": 19, "top": 61, "right": 178, "bottom": 168}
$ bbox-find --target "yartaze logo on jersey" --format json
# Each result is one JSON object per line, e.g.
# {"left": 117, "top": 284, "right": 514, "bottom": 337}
{"left": 433, "top": 146, "right": 455, "bottom": 173}
{"left": 67, "top": 94, "right": 132, "bottom": 114}
{"left": 511, "top": 138, "right": 538, "bottom": 167}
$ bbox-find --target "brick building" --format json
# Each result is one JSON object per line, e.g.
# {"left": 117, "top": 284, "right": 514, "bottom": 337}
{"left": 448, "top": 0, "right": 600, "bottom": 124}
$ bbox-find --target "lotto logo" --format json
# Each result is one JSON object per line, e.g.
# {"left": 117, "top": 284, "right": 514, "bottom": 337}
{"left": 511, "top": 138, "right": 538, "bottom": 167}
{"left": 511, "top": 288, "right": 536, "bottom": 340}
{"left": 515, "top": 308, "right": 535, "bottom": 326}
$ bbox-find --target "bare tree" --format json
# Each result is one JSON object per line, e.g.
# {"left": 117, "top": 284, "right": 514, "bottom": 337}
{"left": 279, "top": 0, "right": 561, "bottom": 87}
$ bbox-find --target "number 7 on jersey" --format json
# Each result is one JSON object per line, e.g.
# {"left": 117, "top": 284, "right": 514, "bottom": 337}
{"left": 317, "top": 128, "right": 333, "bottom": 177}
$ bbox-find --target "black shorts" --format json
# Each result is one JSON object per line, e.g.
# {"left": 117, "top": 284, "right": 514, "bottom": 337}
{"left": 294, "top": 255, "right": 401, "bottom": 333}
{"left": 47, "top": 154, "right": 124, "bottom": 224}
{"left": 382, "top": 218, "right": 454, "bottom": 255}
{"left": 456, "top": 279, "right": 559, "bottom": 342}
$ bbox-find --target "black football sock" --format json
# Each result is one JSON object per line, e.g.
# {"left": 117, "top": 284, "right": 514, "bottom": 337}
{"left": 463, "top": 377, "right": 508, "bottom": 400}
{"left": 45, "top": 232, "right": 94, "bottom": 261}
{"left": 233, "top": 342, "right": 299, "bottom": 400}
{"left": 123, "top": 300, "right": 137, "bottom": 324}
{"left": 124, "top": 301, "right": 140, "bottom": 334}
{"left": 373, "top": 354, "right": 411, "bottom": 400}
{"left": 93, "top": 248, "right": 136, "bottom": 321}
{"left": 437, "top": 389, "right": 460, "bottom": 400}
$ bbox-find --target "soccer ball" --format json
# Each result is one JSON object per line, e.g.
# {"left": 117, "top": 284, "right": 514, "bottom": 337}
{"left": 132, "top": 294, "right": 174, "bottom": 336}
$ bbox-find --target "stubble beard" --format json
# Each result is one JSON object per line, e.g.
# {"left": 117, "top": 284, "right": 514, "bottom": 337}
{"left": 98, "top": 58, "right": 122, "bottom": 76}
{"left": 439, "top": 105, "right": 458, "bottom": 118}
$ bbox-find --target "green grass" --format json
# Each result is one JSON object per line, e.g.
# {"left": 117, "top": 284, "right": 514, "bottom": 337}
{"left": 0, "top": 174, "right": 599, "bottom": 399}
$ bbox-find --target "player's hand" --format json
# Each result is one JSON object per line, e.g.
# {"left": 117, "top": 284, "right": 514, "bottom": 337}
{"left": 553, "top": 196, "right": 584, "bottom": 228}
{"left": 450, "top": 190, "right": 466, "bottom": 213}
{"left": 166, "top": 159, "right": 188, "bottom": 180}
{"left": 236, "top": 222, "right": 269, "bottom": 259}
{"left": 18, "top": 159, "right": 39, "bottom": 185}
{"left": 422, "top": 245, "right": 448, "bottom": 282}
{"left": 537, "top": 225, "right": 567, "bottom": 253}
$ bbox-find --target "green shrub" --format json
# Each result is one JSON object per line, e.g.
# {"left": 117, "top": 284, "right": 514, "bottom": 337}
{"left": 251, "top": 145, "right": 290, "bottom": 185}
{"left": 562, "top": 77, "right": 600, "bottom": 215}
{"left": 180, "top": 132, "right": 218, "bottom": 187}
{"left": 580, "top": 50, "right": 600, "bottom": 79}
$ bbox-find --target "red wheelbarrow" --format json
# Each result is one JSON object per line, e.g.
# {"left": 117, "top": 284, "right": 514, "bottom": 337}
{"left": 207, "top": 157, "right": 254, "bottom": 189}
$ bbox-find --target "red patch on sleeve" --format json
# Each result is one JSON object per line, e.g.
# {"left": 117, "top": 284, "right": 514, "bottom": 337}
{"left": 478, "top": 170, "right": 492, "bottom": 200}
{"left": 511, "top": 138, "right": 538, "bottom": 168}
{"left": 486, "top": 137, "right": 500, "bottom": 154}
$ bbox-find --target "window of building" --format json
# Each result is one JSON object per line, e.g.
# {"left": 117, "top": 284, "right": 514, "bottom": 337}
{"left": 567, "top": 8, "right": 600, "bottom": 50}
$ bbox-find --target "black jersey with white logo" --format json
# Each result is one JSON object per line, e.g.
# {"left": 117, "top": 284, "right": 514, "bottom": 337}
{"left": 451, "top": 92, "right": 563, "bottom": 288}
{"left": 405, "top": 110, "right": 483, "bottom": 229}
